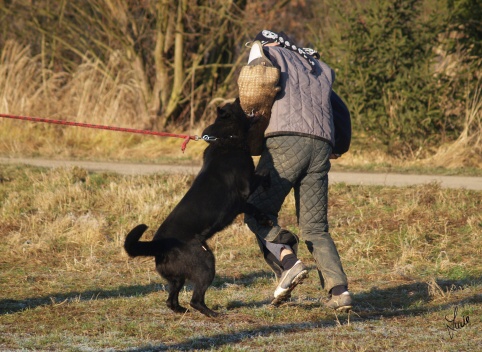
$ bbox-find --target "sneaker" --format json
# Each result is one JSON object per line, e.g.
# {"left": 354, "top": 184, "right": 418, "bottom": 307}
{"left": 325, "top": 291, "right": 353, "bottom": 312}
{"left": 271, "top": 260, "right": 308, "bottom": 306}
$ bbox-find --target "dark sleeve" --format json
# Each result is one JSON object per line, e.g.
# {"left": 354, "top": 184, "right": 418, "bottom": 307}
{"left": 331, "top": 91, "right": 351, "bottom": 155}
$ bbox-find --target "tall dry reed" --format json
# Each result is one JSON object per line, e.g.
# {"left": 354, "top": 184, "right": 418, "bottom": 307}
{"left": 0, "top": 40, "right": 146, "bottom": 127}
{"left": 0, "top": 41, "right": 206, "bottom": 161}
{"left": 428, "top": 80, "right": 482, "bottom": 168}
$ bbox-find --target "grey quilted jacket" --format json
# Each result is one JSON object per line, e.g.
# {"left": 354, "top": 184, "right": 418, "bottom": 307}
{"left": 263, "top": 46, "right": 335, "bottom": 147}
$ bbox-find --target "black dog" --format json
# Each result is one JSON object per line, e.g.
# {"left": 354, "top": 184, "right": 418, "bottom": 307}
{"left": 124, "top": 99, "right": 269, "bottom": 317}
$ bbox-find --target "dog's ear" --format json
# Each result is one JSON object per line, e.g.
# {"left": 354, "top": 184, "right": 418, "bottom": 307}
{"left": 217, "top": 106, "right": 229, "bottom": 119}
{"left": 233, "top": 97, "right": 248, "bottom": 117}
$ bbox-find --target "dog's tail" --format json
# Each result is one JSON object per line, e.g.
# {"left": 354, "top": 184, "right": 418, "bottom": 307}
{"left": 124, "top": 224, "right": 152, "bottom": 257}
{"left": 124, "top": 224, "right": 179, "bottom": 257}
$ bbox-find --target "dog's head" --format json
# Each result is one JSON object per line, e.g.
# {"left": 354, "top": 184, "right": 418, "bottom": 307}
{"left": 201, "top": 98, "right": 250, "bottom": 146}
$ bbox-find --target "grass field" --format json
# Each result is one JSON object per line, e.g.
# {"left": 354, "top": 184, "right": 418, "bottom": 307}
{"left": 0, "top": 164, "right": 481, "bottom": 351}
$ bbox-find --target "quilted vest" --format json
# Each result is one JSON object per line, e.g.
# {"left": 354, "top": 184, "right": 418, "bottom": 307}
{"left": 263, "top": 46, "right": 335, "bottom": 146}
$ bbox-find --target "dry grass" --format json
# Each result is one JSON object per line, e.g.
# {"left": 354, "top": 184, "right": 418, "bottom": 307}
{"left": 0, "top": 40, "right": 146, "bottom": 128}
{"left": 2, "top": 40, "right": 482, "bottom": 173}
{"left": 0, "top": 165, "right": 481, "bottom": 351}
{"left": 427, "top": 80, "right": 482, "bottom": 169}
{"left": 0, "top": 40, "right": 208, "bottom": 164}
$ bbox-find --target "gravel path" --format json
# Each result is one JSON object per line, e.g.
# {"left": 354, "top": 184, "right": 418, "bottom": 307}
{"left": 1, "top": 157, "right": 481, "bottom": 190}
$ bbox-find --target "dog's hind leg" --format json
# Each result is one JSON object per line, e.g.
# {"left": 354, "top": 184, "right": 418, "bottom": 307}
{"left": 165, "top": 277, "right": 188, "bottom": 314}
{"left": 189, "top": 247, "right": 218, "bottom": 317}
{"left": 190, "top": 282, "right": 218, "bottom": 317}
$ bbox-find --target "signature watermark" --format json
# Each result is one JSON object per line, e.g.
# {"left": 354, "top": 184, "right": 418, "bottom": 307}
{"left": 445, "top": 306, "right": 470, "bottom": 339}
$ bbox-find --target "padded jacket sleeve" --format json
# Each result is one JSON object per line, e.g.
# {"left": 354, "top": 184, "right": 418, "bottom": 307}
{"left": 331, "top": 91, "right": 351, "bottom": 155}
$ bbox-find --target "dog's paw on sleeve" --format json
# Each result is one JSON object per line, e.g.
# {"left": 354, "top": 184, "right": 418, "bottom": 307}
{"left": 256, "top": 169, "right": 271, "bottom": 189}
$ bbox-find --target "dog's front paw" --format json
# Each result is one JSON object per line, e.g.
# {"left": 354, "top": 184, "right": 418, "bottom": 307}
{"left": 262, "top": 176, "right": 271, "bottom": 189}
{"left": 260, "top": 218, "right": 274, "bottom": 227}
{"left": 256, "top": 212, "right": 273, "bottom": 227}
{"left": 256, "top": 169, "right": 271, "bottom": 189}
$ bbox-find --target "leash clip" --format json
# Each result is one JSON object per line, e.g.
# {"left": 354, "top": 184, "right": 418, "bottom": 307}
{"left": 202, "top": 135, "right": 218, "bottom": 142}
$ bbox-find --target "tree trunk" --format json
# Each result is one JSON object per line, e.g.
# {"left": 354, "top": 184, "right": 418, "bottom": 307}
{"left": 164, "top": 0, "right": 185, "bottom": 124}
{"left": 151, "top": 0, "right": 172, "bottom": 127}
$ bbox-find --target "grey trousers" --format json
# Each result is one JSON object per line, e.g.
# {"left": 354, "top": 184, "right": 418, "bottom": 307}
{"left": 245, "top": 135, "right": 348, "bottom": 292}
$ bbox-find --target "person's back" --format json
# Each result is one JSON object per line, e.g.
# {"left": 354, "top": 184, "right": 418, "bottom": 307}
{"left": 263, "top": 46, "right": 335, "bottom": 145}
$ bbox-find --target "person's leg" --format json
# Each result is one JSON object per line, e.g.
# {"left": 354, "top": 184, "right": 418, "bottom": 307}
{"left": 245, "top": 143, "right": 300, "bottom": 280}
{"left": 245, "top": 136, "right": 310, "bottom": 303}
{"left": 245, "top": 135, "right": 310, "bottom": 248}
{"left": 298, "top": 139, "right": 352, "bottom": 310}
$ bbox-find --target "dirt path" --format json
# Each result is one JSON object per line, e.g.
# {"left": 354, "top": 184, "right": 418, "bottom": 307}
{"left": 1, "top": 157, "right": 481, "bottom": 190}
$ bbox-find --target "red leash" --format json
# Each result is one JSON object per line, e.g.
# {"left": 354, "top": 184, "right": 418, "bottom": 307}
{"left": 0, "top": 113, "right": 200, "bottom": 152}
